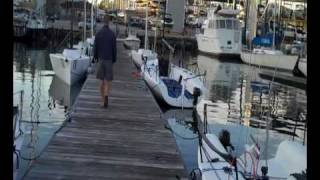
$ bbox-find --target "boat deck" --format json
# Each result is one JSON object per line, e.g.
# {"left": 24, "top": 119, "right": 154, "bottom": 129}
{"left": 23, "top": 43, "right": 187, "bottom": 180}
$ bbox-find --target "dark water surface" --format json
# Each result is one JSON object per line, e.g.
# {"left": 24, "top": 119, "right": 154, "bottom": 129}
{"left": 163, "top": 51, "right": 307, "bottom": 175}
{"left": 13, "top": 41, "right": 307, "bottom": 179}
{"left": 13, "top": 42, "right": 83, "bottom": 180}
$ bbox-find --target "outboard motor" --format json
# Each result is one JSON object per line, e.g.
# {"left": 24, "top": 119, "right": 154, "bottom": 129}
{"left": 190, "top": 168, "right": 202, "bottom": 180}
{"left": 219, "top": 129, "right": 234, "bottom": 152}
{"left": 178, "top": 75, "right": 182, "bottom": 84}
{"left": 158, "top": 56, "right": 169, "bottom": 76}
{"left": 142, "top": 55, "right": 148, "bottom": 65}
{"left": 193, "top": 87, "right": 201, "bottom": 106}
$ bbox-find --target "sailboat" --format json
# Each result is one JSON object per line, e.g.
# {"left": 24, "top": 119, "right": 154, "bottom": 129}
{"left": 131, "top": 5, "right": 157, "bottom": 68}
{"left": 141, "top": 36, "right": 206, "bottom": 108}
{"left": 142, "top": 56, "right": 206, "bottom": 108}
{"left": 142, "top": 56, "right": 207, "bottom": 108}
{"left": 240, "top": 47, "right": 299, "bottom": 71}
{"left": 240, "top": 1, "right": 299, "bottom": 71}
{"left": 73, "top": 0, "right": 96, "bottom": 56}
{"left": 194, "top": 76, "right": 306, "bottom": 179}
{"left": 50, "top": 0, "right": 90, "bottom": 85}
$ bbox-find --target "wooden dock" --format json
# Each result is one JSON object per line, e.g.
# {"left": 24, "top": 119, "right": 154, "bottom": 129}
{"left": 23, "top": 43, "right": 188, "bottom": 179}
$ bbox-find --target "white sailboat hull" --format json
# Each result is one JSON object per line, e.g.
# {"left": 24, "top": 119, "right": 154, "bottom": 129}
{"left": 240, "top": 51, "right": 298, "bottom": 71}
{"left": 131, "top": 49, "right": 157, "bottom": 68}
{"left": 50, "top": 50, "right": 90, "bottom": 85}
{"left": 198, "top": 134, "right": 243, "bottom": 180}
{"left": 170, "top": 64, "right": 207, "bottom": 96}
{"left": 196, "top": 100, "right": 307, "bottom": 180}
{"left": 142, "top": 60, "right": 195, "bottom": 108}
{"left": 238, "top": 140, "right": 306, "bottom": 179}
{"left": 146, "top": 76, "right": 194, "bottom": 108}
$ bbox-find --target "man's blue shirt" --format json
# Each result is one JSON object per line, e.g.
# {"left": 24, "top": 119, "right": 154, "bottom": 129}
{"left": 93, "top": 25, "right": 117, "bottom": 63}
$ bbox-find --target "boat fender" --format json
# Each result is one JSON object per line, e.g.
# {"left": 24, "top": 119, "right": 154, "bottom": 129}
{"left": 222, "top": 166, "right": 233, "bottom": 174}
{"left": 142, "top": 55, "right": 147, "bottom": 64}
{"left": 261, "top": 166, "right": 268, "bottom": 177}
{"left": 190, "top": 168, "right": 202, "bottom": 180}
{"left": 219, "top": 129, "right": 234, "bottom": 151}
{"left": 65, "top": 58, "right": 68, "bottom": 62}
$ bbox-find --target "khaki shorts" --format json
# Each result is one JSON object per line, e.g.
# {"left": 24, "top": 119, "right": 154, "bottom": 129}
{"left": 96, "top": 60, "right": 113, "bottom": 81}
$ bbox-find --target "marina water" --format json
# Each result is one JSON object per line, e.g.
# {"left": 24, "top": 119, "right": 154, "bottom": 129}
{"left": 164, "top": 51, "right": 307, "bottom": 174}
{"left": 13, "top": 42, "right": 83, "bottom": 179}
{"left": 13, "top": 42, "right": 307, "bottom": 178}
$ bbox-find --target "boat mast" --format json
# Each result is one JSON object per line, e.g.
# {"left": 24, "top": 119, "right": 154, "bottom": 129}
{"left": 84, "top": 0, "right": 87, "bottom": 43}
{"left": 272, "top": 0, "right": 276, "bottom": 50}
{"left": 144, "top": 4, "right": 148, "bottom": 50}
{"left": 154, "top": 1, "right": 160, "bottom": 52}
{"left": 70, "top": 0, "right": 74, "bottom": 48}
{"left": 244, "top": 0, "right": 249, "bottom": 48}
{"left": 162, "top": 0, "right": 166, "bottom": 39}
{"left": 91, "top": 0, "right": 94, "bottom": 38}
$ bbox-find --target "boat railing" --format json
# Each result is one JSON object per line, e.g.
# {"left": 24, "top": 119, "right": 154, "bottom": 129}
{"left": 241, "top": 47, "right": 252, "bottom": 53}
{"left": 13, "top": 90, "right": 24, "bottom": 141}
{"left": 194, "top": 103, "right": 239, "bottom": 177}
{"left": 54, "top": 30, "right": 81, "bottom": 53}
{"left": 186, "top": 62, "right": 207, "bottom": 84}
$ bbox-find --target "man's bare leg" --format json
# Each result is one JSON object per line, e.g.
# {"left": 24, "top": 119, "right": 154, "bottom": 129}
{"left": 104, "top": 80, "right": 111, "bottom": 95}
{"left": 100, "top": 80, "right": 105, "bottom": 107}
{"left": 104, "top": 80, "right": 111, "bottom": 107}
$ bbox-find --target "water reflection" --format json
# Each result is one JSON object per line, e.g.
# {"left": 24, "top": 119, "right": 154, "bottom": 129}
{"left": 163, "top": 109, "right": 198, "bottom": 174}
{"left": 13, "top": 42, "right": 83, "bottom": 180}
{"left": 193, "top": 55, "right": 306, "bottom": 139}
{"left": 164, "top": 52, "right": 307, "bottom": 176}
{"left": 49, "top": 75, "right": 84, "bottom": 112}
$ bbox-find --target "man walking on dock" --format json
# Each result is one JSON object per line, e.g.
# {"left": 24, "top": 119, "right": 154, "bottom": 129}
{"left": 93, "top": 15, "right": 117, "bottom": 108}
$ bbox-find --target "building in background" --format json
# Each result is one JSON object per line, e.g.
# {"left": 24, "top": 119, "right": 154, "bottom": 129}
{"left": 167, "top": 0, "right": 185, "bottom": 33}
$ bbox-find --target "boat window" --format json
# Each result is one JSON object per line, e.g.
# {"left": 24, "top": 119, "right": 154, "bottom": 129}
{"left": 233, "top": 20, "right": 239, "bottom": 30}
{"left": 219, "top": 20, "right": 225, "bottom": 29}
{"left": 216, "top": 20, "right": 220, "bottom": 29}
{"left": 208, "top": 20, "right": 215, "bottom": 29}
{"left": 226, "top": 20, "right": 233, "bottom": 29}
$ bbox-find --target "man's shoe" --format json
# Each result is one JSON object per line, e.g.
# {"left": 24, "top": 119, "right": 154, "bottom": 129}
{"left": 104, "top": 96, "right": 108, "bottom": 108}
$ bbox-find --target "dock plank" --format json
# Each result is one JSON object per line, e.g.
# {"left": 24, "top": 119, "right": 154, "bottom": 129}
{"left": 23, "top": 43, "right": 187, "bottom": 179}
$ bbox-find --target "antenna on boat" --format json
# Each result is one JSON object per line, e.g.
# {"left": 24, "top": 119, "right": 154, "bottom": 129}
{"left": 144, "top": 4, "right": 148, "bottom": 50}
{"left": 84, "top": 0, "right": 87, "bottom": 44}
{"left": 153, "top": 0, "right": 161, "bottom": 53}
{"left": 272, "top": 0, "right": 276, "bottom": 50}
{"left": 70, "top": 0, "right": 74, "bottom": 49}
{"left": 153, "top": 26, "right": 157, "bottom": 52}
{"left": 91, "top": 0, "right": 94, "bottom": 38}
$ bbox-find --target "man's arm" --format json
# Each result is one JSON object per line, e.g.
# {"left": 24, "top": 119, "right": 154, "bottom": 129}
{"left": 112, "top": 34, "right": 117, "bottom": 63}
{"left": 93, "top": 36, "right": 98, "bottom": 62}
